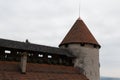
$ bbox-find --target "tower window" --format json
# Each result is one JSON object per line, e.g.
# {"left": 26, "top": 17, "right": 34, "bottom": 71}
{"left": 94, "top": 45, "right": 97, "bottom": 48}
{"left": 65, "top": 44, "right": 68, "bottom": 48}
{"left": 80, "top": 43, "right": 85, "bottom": 46}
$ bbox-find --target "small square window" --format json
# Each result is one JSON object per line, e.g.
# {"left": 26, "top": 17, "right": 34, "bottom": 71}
{"left": 5, "top": 50, "right": 11, "bottom": 54}
{"left": 38, "top": 54, "right": 43, "bottom": 57}
{"left": 48, "top": 55, "right": 52, "bottom": 58}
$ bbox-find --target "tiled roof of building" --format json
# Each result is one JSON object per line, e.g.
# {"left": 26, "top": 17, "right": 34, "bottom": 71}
{"left": 0, "top": 38, "right": 74, "bottom": 57}
{"left": 59, "top": 18, "right": 100, "bottom": 47}
{"left": 0, "top": 61, "right": 88, "bottom": 80}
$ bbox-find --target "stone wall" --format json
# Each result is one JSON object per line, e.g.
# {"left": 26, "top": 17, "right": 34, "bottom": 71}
{"left": 62, "top": 44, "right": 100, "bottom": 80}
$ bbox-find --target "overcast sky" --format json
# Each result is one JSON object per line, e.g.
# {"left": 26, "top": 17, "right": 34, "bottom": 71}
{"left": 0, "top": 0, "right": 120, "bottom": 78}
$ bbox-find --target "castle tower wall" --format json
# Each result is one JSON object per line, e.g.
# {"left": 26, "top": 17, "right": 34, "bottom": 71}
{"left": 66, "top": 44, "right": 100, "bottom": 80}
{"left": 59, "top": 18, "right": 101, "bottom": 80}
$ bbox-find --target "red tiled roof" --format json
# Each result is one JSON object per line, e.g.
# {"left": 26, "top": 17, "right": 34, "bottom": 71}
{"left": 59, "top": 18, "right": 100, "bottom": 47}
{"left": 0, "top": 61, "right": 88, "bottom": 80}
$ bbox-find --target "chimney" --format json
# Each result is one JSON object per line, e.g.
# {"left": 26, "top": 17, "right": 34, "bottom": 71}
{"left": 20, "top": 52, "right": 27, "bottom": 74}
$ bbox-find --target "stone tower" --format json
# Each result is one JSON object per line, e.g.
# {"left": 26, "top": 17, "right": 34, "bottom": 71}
{"left": 59, "top": 18, "right": 101, "bottom": 80}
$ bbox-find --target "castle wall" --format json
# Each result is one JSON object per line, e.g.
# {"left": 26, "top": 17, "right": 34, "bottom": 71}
{"left": 66, "top": 44, "right": 100, "bottom": 80}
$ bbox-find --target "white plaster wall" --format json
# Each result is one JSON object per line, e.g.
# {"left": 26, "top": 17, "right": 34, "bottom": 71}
{"left": 68, "top": 44, "right": 100, "bottom": 80}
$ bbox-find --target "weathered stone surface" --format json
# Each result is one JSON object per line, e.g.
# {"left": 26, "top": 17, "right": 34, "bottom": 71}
{"left": 67, "top": 44, "right": 100, "bottom": 80}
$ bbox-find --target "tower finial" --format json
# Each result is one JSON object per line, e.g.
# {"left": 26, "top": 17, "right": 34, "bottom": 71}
{"left": 78, "top": 17, "right": 82, "bottom": 20}
{"left": 78, "top": 0, "right": 81, "bottom": 17}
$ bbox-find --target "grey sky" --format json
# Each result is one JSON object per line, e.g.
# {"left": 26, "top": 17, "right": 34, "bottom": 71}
{"left": 0, "top": 0, "right": 120, "bottom": 78}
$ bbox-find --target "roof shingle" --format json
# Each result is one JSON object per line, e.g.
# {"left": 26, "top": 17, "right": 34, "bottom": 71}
{"left": 0, "top": 61, "right": 88, "bottom": 80}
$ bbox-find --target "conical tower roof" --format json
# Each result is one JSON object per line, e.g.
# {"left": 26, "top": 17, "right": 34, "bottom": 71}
{"left": 59, "top": 18, "right": 100, "bottom": 47}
